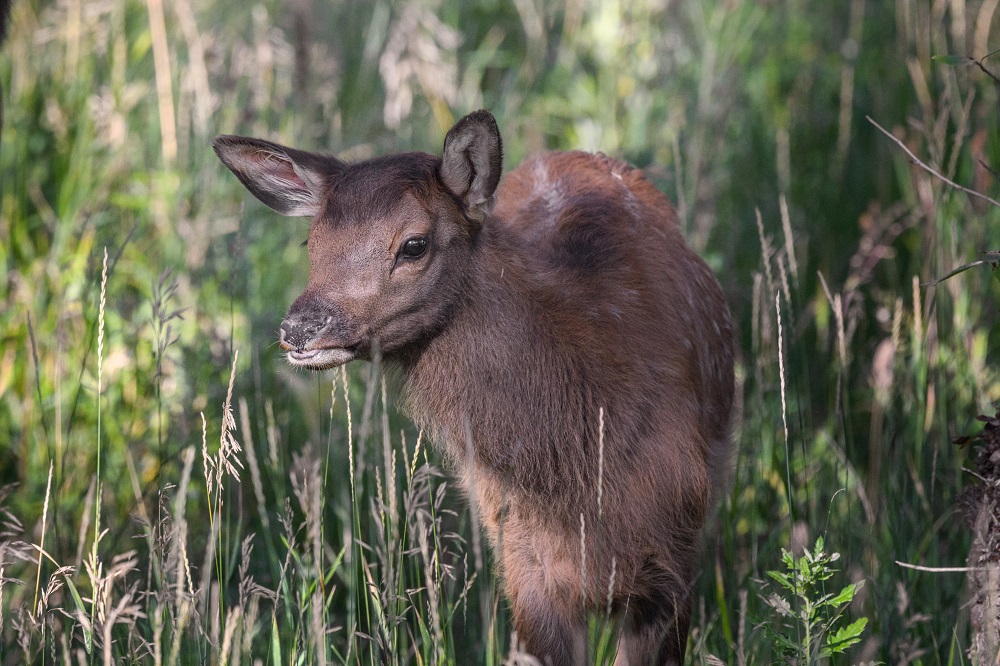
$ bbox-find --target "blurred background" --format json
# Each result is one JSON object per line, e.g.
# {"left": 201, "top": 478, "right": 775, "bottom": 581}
{"left": 2, "top": 0, "right": 1000, "bottom": 663}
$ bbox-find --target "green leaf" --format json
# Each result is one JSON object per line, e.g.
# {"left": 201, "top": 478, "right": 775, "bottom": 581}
{"left": 797, "top": 557, "right": 812, "bottom": 584}
{"left": 324, "top": 544, "right": 348, "bottom": 585}
{"left": 823, "top": 616, "right": 869, "bottom": 655}
{"left": 131, "top": 30, "right": 153, "bottom": 62}
{"left": 271, "top": 615, "right": 282, "bottom": 664}
{"left": 771, "top": 632, "right": 803, "bottom": 658}
{"left": 767, "top": 570, "right": 793, "bottom": 590}
{"left": 933, "top": 54, "right": 975, "bottom": 66}
{"left": 63, "top": 575, "right": 93, "bottom": 654}
{"left": 823, "top": 582, "right": 860, "bottom": 608}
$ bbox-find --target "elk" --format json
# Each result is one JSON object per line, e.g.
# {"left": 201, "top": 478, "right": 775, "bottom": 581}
{"left": 213, "top": 110, "right": 735, "bottom": 665}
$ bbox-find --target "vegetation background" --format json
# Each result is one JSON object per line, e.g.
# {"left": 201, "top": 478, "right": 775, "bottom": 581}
{"left": 2, "top": 0, "right": 1000, "bottom": 662}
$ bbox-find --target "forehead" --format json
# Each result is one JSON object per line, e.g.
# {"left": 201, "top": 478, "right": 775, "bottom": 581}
{"left": 319, "top": 152, "right": 441, "bottom": 224}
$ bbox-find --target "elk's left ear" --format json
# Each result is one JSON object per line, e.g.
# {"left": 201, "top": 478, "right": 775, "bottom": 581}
{"left": 440, "top": 110, "right": 503, "bottom": 222}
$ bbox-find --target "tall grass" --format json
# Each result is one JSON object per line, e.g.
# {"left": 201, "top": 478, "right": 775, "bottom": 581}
{"left": 2, "top": 0, "right": 1000, "bottom": 662}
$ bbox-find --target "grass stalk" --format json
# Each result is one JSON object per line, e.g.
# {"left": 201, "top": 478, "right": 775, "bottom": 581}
{"left": 144, "top": 0, "right": 176, "bottom": 163}
{"left": 89, "top": 247, "right": 108, "bottom": 653}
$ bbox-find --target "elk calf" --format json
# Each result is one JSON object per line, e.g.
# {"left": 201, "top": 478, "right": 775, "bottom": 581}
{"left": 213, "top": 110, "right": 735, "bottom": 665}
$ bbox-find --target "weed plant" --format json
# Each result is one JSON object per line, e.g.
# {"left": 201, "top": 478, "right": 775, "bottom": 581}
{"left": 759, "top": 537, "right": 869, "bottom": 664}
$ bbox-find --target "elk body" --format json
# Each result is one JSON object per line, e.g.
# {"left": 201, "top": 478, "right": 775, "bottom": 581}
{"left": 213, "top": 110, "right": 735, "bottom": 666}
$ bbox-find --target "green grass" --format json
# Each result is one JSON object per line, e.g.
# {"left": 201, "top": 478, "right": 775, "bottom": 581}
{"left": 2, "top": 0, "right": 1000, "bottom": 663}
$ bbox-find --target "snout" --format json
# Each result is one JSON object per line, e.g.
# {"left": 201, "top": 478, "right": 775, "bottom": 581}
{"left": 279, "top": 315, "right": 332, "bottom": 350}
{"left": 280, "top": 296, "right": 361, "bottom": 370}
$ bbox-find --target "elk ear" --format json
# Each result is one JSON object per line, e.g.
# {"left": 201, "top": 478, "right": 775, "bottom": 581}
{"left": 440, "top": 110, "right": 503, "bottom": 221}
{"left": 212, "top": 135, "right": 344, "bottom": 217}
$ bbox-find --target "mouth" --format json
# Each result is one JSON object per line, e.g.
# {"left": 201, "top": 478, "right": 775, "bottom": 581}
{"left": 286, "top": 345, "right": 358, "bottom": 370}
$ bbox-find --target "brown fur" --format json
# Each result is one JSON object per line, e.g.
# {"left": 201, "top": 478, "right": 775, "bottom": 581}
{"left": 213, "top": 112, "right": 735, "bottom": 666}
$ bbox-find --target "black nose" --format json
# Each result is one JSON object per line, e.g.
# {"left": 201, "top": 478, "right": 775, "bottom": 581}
{"left": 279, "top": 315, "right": 331, "bottom": 350}
{"left": 280, "top": 293, "right": 354, "bottom": 350}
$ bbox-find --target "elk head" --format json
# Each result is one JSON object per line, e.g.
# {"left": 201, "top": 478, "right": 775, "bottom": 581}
{"left": 212, "top": 111, "right": 503, "bottom": 369}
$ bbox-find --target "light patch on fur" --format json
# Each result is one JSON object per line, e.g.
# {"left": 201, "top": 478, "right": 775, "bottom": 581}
{"left": 532, "top": 158, "right": 566, "bottom": 220}
{"left": 609, "top": 163, "right": 641, "bottom": 218}
{"left": 533, "top": 158, "right": 549, "bottom": 187}
{"left": 544, "top": 181, "right": 566, "bottom": 214}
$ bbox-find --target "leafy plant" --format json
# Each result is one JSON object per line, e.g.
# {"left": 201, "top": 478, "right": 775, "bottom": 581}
{"left": 759, "top": 537, "right": 869, "bottom": 664}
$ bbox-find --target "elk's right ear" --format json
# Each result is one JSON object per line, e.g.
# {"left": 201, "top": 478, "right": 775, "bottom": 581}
{"left": 212, "top": 135, "right": 344, "bottom": 217}
{"left": 440, "top": 110, "right": 503, "bottom": 222}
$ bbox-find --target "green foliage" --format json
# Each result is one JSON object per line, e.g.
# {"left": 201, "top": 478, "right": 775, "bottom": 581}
{"left": 2, "top": 0, "right": 1000, "bottom": 662}
{"left": 760, "top": 537, "right": 870, "bottom": 664}
{"left": 933, "top": 54, "right": 977, "bottom": 66}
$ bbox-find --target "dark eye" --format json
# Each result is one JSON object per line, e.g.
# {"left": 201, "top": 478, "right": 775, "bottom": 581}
{"left": 400, "top": 237, "right": 428, "bottom": 259}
